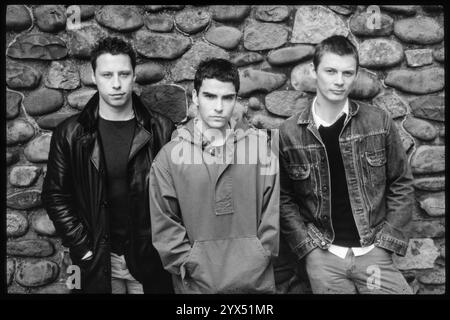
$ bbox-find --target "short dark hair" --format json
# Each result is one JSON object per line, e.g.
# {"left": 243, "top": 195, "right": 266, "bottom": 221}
{"left": 90, "top": 37, "right": 136, "bottom": 73}
{"left": 194, "top": 58, "right": 240, "bottom": 94}
{"left": 313, "top": 35, "right": 359, "bottom": 70}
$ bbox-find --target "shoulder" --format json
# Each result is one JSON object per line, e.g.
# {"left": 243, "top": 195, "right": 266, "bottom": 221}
{"left": 53, "top": 113, "right": 84, "bottom": 141}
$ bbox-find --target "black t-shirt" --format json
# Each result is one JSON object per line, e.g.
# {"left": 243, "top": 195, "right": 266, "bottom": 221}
{"left": 98, "top": 116, "right": 136, "bottom": 255}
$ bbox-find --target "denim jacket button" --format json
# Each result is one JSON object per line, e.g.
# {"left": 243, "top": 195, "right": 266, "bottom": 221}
{"left": 322, "top": 185, "right": 328, "bottom": 193}
{"left": 320, "top": 241, "right": 326, "bottom": 246}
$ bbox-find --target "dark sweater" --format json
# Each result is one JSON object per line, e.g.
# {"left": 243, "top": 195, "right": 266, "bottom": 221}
{"left": 98, "top": 117, "right": 136, "bottom": 255}
{"left": 318, "top": 114, "right": 360, "bottom": 247}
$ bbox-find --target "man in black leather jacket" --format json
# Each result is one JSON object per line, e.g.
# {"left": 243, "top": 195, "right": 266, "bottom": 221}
{"left": 42, "top": 37, "right": 175, "bottom": 294}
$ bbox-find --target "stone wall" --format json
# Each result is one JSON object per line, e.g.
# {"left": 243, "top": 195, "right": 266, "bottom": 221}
{"left": 6, "top": 5, "right": 445, "bottom": 294}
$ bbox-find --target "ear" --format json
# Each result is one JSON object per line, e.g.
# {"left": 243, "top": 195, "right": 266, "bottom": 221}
{"left": 309, "top": 62, "right": 317, "bottom": 80}
{"left": 91, "top": 72, "right": 96, "bottom": 85}
{"left": 192, "top": 89, "right": 198, "bottom": 105}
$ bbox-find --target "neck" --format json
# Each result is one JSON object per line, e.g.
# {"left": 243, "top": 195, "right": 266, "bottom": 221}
{"left": 315, "top": 94, "right": 347, "bottom": 124}
{"left": 196, "top": 118, "right": 229, "bottom": 146}
{"left": 99, "top": 100, "right": 134, "bottom": 121}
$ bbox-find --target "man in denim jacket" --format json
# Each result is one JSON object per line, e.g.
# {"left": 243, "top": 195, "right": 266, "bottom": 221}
{"left": 279, "top": 35, "right": 414, "bottom": 294}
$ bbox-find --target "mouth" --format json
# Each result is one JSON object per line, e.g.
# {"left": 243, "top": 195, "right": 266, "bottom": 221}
{"left": 110, "top": 93, "right": 125, "bottom": 98}
{"left": 331, "top": 90, "right": 345, "bottom": 95}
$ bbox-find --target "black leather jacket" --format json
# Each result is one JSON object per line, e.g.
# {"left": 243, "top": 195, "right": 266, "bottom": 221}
{"left": 42, "top": 92, "right": 175, "bottom": 293}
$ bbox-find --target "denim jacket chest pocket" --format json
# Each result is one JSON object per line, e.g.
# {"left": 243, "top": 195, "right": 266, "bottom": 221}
{"left": 364, "top": 149, "right": 387, "bottom": 187}
{"left": 287, "top": 163, "right": 319, "bottom": 201}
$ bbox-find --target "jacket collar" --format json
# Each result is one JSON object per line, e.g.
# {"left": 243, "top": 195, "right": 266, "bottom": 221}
{"left": 297, "top": 97, "right": 360, "bottom": 125}
{"left": 77, "top": 91, "right": 151, "bottom": 132}
{"left": 78, "top": 91, "right": 152, "bottom": 168}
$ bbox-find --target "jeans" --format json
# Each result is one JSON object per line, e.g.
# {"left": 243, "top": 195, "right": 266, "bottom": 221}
{"left": 110, "top": 252, "right": 143, "bottom": 294}
{"left": 305, "top": 246, "right": 413, "bottom": 294}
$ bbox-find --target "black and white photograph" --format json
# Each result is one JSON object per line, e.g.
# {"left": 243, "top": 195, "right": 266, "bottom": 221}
{"left": 3, "top": 3, "right": 447, "bottom": 311}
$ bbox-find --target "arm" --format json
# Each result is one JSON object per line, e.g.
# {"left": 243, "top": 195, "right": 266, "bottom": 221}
{"left": 149, "top": 149, "right": 192, "bottom": 277}
{"left": 279, "top": 129, "right": 316, "bottom": 260}
{"left": 257, "top": 134, "right": 280, "bottom": 258}
{"left": 41, "top": 125, "right": 90, "bottom": 260}
{"left": 376, "top": 115, "right": 414, "bottom": 256}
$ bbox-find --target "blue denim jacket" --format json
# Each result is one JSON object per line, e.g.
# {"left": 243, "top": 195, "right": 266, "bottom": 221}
{"left": 279, "top": 99, "right": 414, "bottom": 259}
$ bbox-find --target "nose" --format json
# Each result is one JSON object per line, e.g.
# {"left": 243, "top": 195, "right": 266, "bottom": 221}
{"left": 214, "top": 99, "right": 224, "bottom": 113}
{"left": 112, "top": 74, "right": 121, "bottom": 90}
{"left": 335, "top": 73, "right": 344, "bottom": 86}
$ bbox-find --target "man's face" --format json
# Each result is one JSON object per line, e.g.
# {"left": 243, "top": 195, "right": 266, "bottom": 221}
{"left": 311, "top": 52, "right": 357, "bottom": 105}
{"left": 192, "top": 78, "right": 237, "bottom": 131}
{"left": 92, "top": 53, "right": 136, "bottom": 110}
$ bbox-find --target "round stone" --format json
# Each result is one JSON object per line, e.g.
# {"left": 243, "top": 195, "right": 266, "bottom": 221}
{"left": 7, "top": 259, "right": 15, "bottom": 286}
{"left": 144, "top": 14, "right": 173, "bottom": 32}
{"left": 349, "top": 69, "right": 381, "bottom": 100}
{"left": 418, "top": 269, "right": 445, "bottom": 285}
{"left": 7, "top": 91, "right": 22, "bottom": 120}
{"left": 15, "top": 260, "right": 59, "bottom": 287}
{"left": 385, "top": 68, "right": 444, "bottom": 94}
{"left": 34, "top": 5, "right": 66, "bottom": 33}
{"left": 32, "top": 281, "right": 72, "bottom": 294}
{"left": 23, "top": 88, "right": 64, "bottom": 116}
{"left": 9, "top": 166, "right": 42, "bottom": 187}
{"left": 67, "top": 25, "right": 107, "bottom": 59}
{"left": 6, "top": 62, "right": 41, "bottom": 90}
{"left": 409, "top": 220, "right": 445, "bottom": 239}
{"left": 327, "top": 5, "right": 356, "bottom": 16}
{"left": 31, "top": 210, "right": 56, "bottom": 236}
{"left": 79, "top": 63, "right": 95, "bottom": 86}
{"left": 174, "top": 9, "right": 210, "bottom": 34}
{"left": 7, "top": 34, "right": 68, "bottom": 60}
{"left": 45, "top": 61, "right": 80, "bottom": 90}
{"left": 405, "top": 49, "right": 433, "bottom": 68}
{"left": 145, "top": 5, "right": 184, "bottom": 12}
{"left": 6, "top": 5, "right": 32, "bottom": 31}
{"left": 171, "top": 42, "right": 229, "bottom": 82}
{"left": 37, "top": 112, "right": 79, "bottom": 130}
{"left": 393, "top": 239, "right": 439, "bottom": 270}
{"left": 419, "top": 193, "right": 445, "bottom": 217}
{"left": 359, "top": 39, "right": 404, "bottom": 69}
{"left": 291, "top": 62, "right": 316, "bottom": 93}
{"left": 380, "top": 5, "right": 417, "bottom": 15}
{"left": 403, "top": 117, "right": 438, "bottom": 141}
{"left": 205, "top": 26, "right": 242, "bottom": 50}
{"left": 373, "top": 93, "right": 408, "bottom": 119}
{"left": 79, "top": 5, "right": 96, "bottom": 20}
{"left": 265, "top": 91, "right": 312, "bottom": 117}
{"left": 349, "top": 11, "right": 394, "bottom": 37}
{"left": 140, "top": 84, "right": 187, "bottom": 123}
{"left": 7, "top": 119, "right": 35, "bottom": 146}
{"left": 8, "top": 239, "right": 54, "bottom": 257}
{"left": 410, "top": 95, "right": 444, "bottom": 122}
{"left": 7, "top": 210, "right": 29, "bottom": 237}
{"left": 433, "top": 47, "right": 444, "bottom": 63}
{"left": 238, "top": 69, "right": 287, "bottom": 97}
{"left": 248, "top": 97, "right": 262, "bottom": 110}
{"left": 255, "top": 6, "right": 290, "bottom": 22}
{"left": 267, "top": 45, "right": 315, "bottom": 66}
{"left": 394, "top": 17, "right": 444, "bottom": 45}
{"left": 413, "top": 177, "right": 445, "bottom": 191}
{"left": 67, "top": 88, "right": 97, "bottom": 110}
{"left": 211, "top": 5, "right": 251, "bottom": 22}
{"left": 291, "top": 5, "right": 349, "bottom": 44}
{"left": 243, "top": 22, "right": 288, "bottom": 51}
{"left": 136, "top": 62, "right": 165, "bottom": 85}
{"left": 95, "top": 5, "right": 144, "bottom": 32}
{"left": 134, "top": 29, "right": 191, "bottom": 59}
{"left": 411, "top": 145, "right": 444, "bottom": 174}
{"left": 7, "top": 150, "right": 20, "bottom": 166}
{"left": 251, "top": 113, "right": 285, "bottom": 129}
{"left": 396, "top": 124, "right": 414, "bottom": 153}
{"left": 7, "top": 189, "right": 42, "bottom": 210}
{"left": 231, "top": 53, "right": 264, "bottom": 67}
{"left": 24, "top": 134, "right": 52, "bottom": 163}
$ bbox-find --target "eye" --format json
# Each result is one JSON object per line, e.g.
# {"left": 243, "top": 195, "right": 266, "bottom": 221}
{"left": 119, "top": 72, "right": 131, "bottom": 77}
{"left": 223, "top": 95, "right": 235, "bottom": 101}
{"left": 343, "top": 71, "right": 354, "bottom": 77}
{"left": 102, "top": 73, "right": 112, "bottom": 78}
{"left": 325, "top": 69, "right": 335, "bottom": 74}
